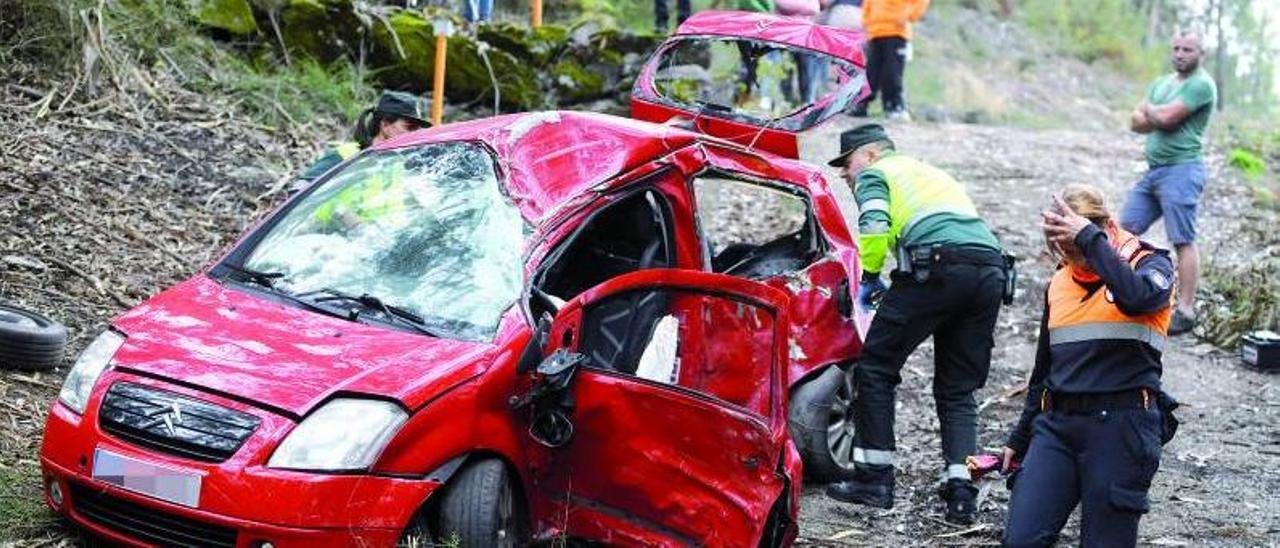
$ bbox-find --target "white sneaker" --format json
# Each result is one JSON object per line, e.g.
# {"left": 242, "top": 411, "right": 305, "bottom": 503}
{"left": 887, "top": 109, "right": 912, "bottom": 122}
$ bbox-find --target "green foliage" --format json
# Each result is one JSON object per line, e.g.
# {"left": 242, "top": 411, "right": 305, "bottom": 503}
{"left": 1, "top": 0, "right": 374, "bottom": 129}
{"left": 193, "top": 0, "right": 258, "bottom": 35}
{"left": 1228, "top": 148, "right": 1267, "bottom": 179}
{"left": 1202, "top": 255, "right": 1280, "bottom": 347}
{"left": 1019, "top": 0, "right": 1162, "bottom": 76}
{"left": 195, "top": 57, "right": 376, "bottom": 128}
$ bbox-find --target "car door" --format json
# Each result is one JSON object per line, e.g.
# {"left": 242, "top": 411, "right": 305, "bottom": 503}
{"left": 521, "top": 269, "right": 791, "bottom": 546}
{"left": 630, "top": 10, "right": 868, "bottom": 159}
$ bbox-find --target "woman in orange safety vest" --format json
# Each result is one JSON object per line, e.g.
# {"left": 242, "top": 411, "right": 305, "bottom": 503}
{"left": 1000, "top": 184, "right": 1178, "bottom": 547}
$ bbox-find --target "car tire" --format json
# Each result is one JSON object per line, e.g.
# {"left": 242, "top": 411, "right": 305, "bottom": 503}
{"left": 788, "top": 364, "right": 857, "bottom": 482}
{"left": 437, "top": 459, "right": 526, "bottom": 548}
{"left": 0, "top": 303, "right": 67, "bottom": 372}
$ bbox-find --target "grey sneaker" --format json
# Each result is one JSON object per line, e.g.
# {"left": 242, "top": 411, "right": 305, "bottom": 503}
{"left": 1169, "top": 310, "right": 1196, "bottom": 336}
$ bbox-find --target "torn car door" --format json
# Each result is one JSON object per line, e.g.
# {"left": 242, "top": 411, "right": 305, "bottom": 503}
{"left": 520, "top": 269, "right": 792, "bottom": 546}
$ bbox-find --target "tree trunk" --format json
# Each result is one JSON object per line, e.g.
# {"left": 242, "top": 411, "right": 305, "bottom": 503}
{"left": 1214, "top": 0, "right": 1227, "bottom": 109}
{"left": 1144, "top": 0, "right": 1161, "bottom": 48}
{"left": 996, "top": 0, "right": 1014, "bottom": 19}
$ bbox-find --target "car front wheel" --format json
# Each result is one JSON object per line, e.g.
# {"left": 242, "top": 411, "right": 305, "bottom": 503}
{"left": 437, "top": 459, "right": 527, "bottom": 547}
{"left": 788, "top": 364, "right": 858, "bottom": 482}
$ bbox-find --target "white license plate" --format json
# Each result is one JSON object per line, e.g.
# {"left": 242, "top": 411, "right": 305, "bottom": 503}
{"left": 91, "top": 448, "right": 202, "bottom": 507}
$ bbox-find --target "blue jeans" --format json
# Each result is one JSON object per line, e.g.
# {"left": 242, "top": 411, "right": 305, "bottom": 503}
{"left": 1120, "top": 161, "right": 1206, "bottom": 245}
{"left": 463, "top": 0, "right": 492, "bottom": 22}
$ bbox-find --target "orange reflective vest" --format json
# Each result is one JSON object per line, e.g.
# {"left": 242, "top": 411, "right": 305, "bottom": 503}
{"left": 862, "top": 0, "right": 930, "bottom": 40}
{"left": 1046, "top": 228, "right": 1173, "bottom": 353}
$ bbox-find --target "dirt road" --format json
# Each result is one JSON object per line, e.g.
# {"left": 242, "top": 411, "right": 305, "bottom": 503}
{"left": 794, "top": 120, "right": 1280, "bottom": 546}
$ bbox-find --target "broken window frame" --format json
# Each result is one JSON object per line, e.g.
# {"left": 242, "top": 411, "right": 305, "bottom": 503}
{"left": 689, "top": 168, "right": 829, "bottom": 279}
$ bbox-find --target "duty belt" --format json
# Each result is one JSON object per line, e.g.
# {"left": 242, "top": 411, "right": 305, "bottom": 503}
{"left": 1039, "top": 388, "right": 1152, "bottom": 414}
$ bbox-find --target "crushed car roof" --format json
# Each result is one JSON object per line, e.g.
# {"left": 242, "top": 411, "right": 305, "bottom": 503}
{"left": 673, "top": 10, "right": 867, "bottom": 65}
{"left": 375, "top": 111, "right": 705, "bottom": 222}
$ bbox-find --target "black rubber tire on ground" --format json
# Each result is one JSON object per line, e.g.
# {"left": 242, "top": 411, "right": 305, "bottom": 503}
{"left": 788, "top": 364, "right": 858, "bottom": 482}
{"left": 0, "top": 303, "right": 67, "bottom": 372}
{"left": 437, "top": 459, "right": 527, "bottom": 548}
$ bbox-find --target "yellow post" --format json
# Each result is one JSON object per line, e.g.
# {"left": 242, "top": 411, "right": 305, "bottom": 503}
{"left": 531, "top": 0, "right": 543, "bottom": 28}
{"left": 431, "top": 34, "right": 446, "bottom": 126}
{"left": 430, "top": 18, "right": 454, "bottom": 126}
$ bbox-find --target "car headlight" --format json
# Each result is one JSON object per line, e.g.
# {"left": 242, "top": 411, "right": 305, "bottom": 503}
{"left": 58, "top": 330, "right": 125, "bottom": 414}
{"left": 268, "top": 398, "right": 408, "bottom": 471}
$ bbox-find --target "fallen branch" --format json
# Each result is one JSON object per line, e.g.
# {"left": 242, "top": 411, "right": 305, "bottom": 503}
{"left": 44, "top": 256, "right": 130, "bottom": 308}
{"left": 933, "top": 523, "right": 992, "bottom": 539}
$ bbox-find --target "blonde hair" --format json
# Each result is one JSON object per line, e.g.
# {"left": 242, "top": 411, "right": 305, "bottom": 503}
{"left": 1061, "top": 184, "right": 1111, "bottom": 226}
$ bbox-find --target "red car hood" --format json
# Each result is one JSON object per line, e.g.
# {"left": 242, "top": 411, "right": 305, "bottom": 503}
{"left": 109, "top": 276, "right": 503, "bottom": 417}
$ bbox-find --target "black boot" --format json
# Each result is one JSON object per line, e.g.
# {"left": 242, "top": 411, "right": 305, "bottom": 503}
{"left": 825, "top": 465, "right": 894, "bottom": 509}
{"left": 939, "top": 478, "right": 978, "bottom": 525}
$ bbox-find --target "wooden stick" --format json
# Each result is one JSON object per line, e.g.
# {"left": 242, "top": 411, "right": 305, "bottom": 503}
{"left": 532, "top": 0, "right": 543, "bottom": 28}
{"left": 45, "top": 256, "right": 131, "bottom": 308}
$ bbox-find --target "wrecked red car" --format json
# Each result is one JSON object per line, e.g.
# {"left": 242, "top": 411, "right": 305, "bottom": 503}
{"left": 39, "top": 11, "right": 870, "bottom": 547}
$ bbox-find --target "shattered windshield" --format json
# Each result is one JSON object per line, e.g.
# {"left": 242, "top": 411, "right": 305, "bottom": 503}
{"left": 242, "top": 142, "right": 525, "bottom": 342}
{"left": 648, "top": 36, "right": 862, "bottom": 131}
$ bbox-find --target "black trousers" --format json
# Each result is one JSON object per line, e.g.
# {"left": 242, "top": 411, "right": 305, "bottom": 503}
{"left": 1004, "top": 407, "right": 1162, "bottom": 546}
{"left": 853, "top": 262, "right": 1003, "bottom": 467}
{"left": 654, "top": 0, "right": 691, "bottom": 31}
{"left": 864, "top": 36, "right": 909, "bottom": 113}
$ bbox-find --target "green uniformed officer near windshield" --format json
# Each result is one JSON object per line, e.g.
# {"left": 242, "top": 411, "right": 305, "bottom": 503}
{"left": 291, "top": 90, "right": 431, "bottom": 195}
{"left": 299, "top": 91, "right": 431, "bottom": 231}
{"left": 824, "top": 124, "right": 1006, "bottom": 525}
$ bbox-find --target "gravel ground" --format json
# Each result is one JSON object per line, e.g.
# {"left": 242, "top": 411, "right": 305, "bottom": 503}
{"left": 793, "top": 119, "right": 1280, "bottom": 546}
{"left": 1, "top": 72, "right": 1277, "bottom": 546}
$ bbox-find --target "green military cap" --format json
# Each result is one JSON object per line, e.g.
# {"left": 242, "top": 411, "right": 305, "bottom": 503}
{"left": 827, "top": 123, "right": 892, "bottom": 167}
{"left": 375, "top": 90, "right": 431, "bottom": 126}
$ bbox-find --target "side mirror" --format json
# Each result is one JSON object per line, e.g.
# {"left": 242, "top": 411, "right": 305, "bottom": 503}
{"left": 511, "top": 349, "right": 585, "bottom": 449}
{"left": 511, "top": 349, "right": 584, "bottom": 409}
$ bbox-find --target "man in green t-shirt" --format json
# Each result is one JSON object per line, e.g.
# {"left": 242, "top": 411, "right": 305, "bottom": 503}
{"left": 1123, "top": 32, "right": 1217, "bottom": 335}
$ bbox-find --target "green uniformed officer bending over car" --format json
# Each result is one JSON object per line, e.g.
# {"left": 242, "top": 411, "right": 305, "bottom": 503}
{"left": 291, "top": 90, "right": 432, "bottom": 195}
{"left": 824, "top": 124, "right": 1012, "bottom": 525}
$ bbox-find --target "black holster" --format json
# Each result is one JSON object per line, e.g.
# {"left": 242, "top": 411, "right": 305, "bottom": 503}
{"left": 1001, "top": 252, "right": 1017, "bottom": 305}
{"left": 897, "top": 244, "right": 937, "bottom": 283}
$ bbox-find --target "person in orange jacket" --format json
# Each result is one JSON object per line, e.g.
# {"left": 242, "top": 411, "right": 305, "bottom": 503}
{"left": 854, "top": 0, "right": 929, "bottom": 120}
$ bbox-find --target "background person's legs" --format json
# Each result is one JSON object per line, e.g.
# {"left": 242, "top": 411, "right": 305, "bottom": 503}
{"left": 1158, "top": 162, "right": 1206, "bottom": 323}
{"left": 1119, "top": 168, "right": 1163, "bottom": 237}
{"left": 1174, "top": 243, "right": 1198, "bottom": 317}
{"left": 858, "top": 38, "right": 888, "bottom": 115}
{"left": 878, "top": 37, "right": 908, "bottom": 114}
{"left": 654, "top": 0, "right": 670, "bottom": 32}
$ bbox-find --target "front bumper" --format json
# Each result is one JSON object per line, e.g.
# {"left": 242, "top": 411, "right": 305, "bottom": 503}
{"left": 41, "top": 394, "right": 440, "bottom": 547}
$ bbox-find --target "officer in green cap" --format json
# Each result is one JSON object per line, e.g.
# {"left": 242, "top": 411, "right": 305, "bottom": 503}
{"left": 291, "top": 90, "right": 431, "bottom": 194}
{"left": 824, "top": 124, "right": 1009, "bottom": 525}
